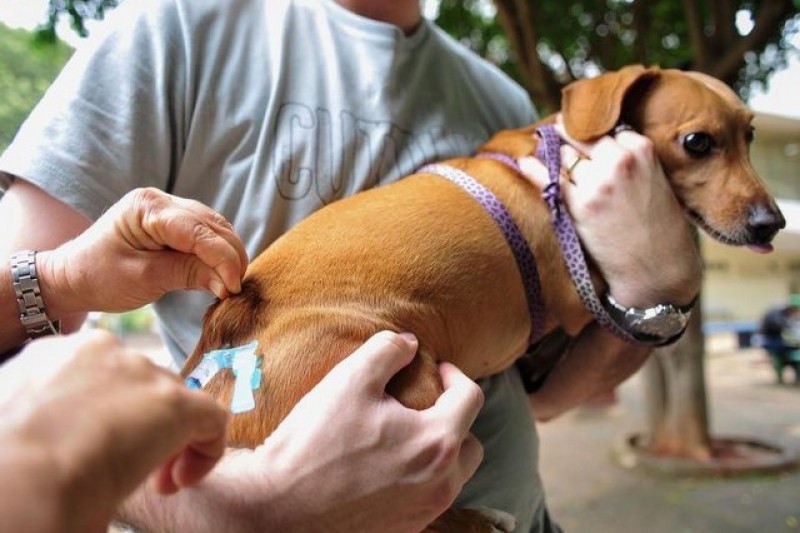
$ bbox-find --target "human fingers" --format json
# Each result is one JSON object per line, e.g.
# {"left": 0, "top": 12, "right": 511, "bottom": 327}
{"left": 149, "top": 388, "right": 229, "bottom": 494}
{"left": 123, "top": 188, "right": 247, "bottom": 297}
{"left": 330, "top": 331, "right": 419, "bottom": 395}
{"left": 456, "top": 432, "right": 483, "bottom": 483}
{"left": 554, "top": 114, "right": 630, "bottom": 158}
{"left": 429, "top": 362, "right": 484, "bottom": 435}
{"left": 0, "top": 331, "right": 105, "bottom": 404}
{"left": 54, "top": 335, "right": 230, "bottom": 495}
{"left": 435, "top": 364, "right": 485, "bottom": 480}
{"left": 169, "top": 195, "right": 249, "bottom": 275}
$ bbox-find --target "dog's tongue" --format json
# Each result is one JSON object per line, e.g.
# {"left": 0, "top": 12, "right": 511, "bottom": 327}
{"left": 748, "top": 244, "right": 774, "bottom": 254}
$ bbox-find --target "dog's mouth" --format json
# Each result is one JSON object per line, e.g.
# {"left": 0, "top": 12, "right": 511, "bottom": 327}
{"left": 686, "top": 209, "right": 777, "bottom": 254}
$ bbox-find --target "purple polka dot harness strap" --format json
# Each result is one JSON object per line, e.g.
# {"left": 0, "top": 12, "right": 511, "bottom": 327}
{"left": 534, "top": 124, "right": 641, "bottom": 344}
{"left": 418, "top": 163, "right": 547, "bottom": 345}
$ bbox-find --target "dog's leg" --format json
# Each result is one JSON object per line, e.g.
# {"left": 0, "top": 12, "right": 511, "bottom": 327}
{"left": 385, "top": 345, "right": 445, "bottom": 410}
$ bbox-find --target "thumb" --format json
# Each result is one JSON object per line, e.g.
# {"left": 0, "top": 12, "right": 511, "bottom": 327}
{"left": 328, "top": 331, "right": 419, "bottom": 394}
{"left": 155, "top": 250, "right": 227, "bottom": 299}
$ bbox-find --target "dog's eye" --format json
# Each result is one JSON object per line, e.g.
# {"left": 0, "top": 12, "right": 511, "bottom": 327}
{"left": 682, "top": 132, "right": 714, "bottom": 157}
{"left": 746, "top": 127, "right": 755, "bottom": 144}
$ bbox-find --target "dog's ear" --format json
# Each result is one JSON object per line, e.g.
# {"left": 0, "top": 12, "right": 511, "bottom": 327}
{"left": 561, "top": 65, "right": 660, "bottom": 141}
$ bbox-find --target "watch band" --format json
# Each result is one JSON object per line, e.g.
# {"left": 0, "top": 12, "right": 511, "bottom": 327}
{"left": 603, "top": 293, "right": 695, "bottom": 346}
{"left": 10, "top": 250, "right": 60, "bottom": 339}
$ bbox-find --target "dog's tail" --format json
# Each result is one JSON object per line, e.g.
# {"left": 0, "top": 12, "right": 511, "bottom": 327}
{"left": 181, "top": 278, "right": 266, "bottom": 377}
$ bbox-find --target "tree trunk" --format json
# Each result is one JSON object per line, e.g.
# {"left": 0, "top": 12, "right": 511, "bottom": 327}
{"left": 494, "top": 0, "right": 563, "bottom": 113}
{"left": 641, "top": 303, "right": 712, "bottom": 459}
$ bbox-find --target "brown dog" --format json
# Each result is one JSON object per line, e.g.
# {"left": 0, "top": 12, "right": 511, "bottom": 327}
{"left": 182, "top": 65, "right": 784, "bottom": 532}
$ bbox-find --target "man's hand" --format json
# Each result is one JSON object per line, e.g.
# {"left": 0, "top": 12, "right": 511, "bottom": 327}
{"left": 520, "top": 118, "right": 701, "bottom": 308}
{"left": 0, "top": 330, "right": 229, "bottom": 532}
{"left": 40, "top": 187, "right": 248, "bottom": 315}
{"left": 121, "top": 331, "right": 485, "bottom": 533}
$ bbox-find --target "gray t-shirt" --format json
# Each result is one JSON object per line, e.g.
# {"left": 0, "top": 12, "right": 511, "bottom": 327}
{"left": 1, "top": 0, "right": 557, "bottom": 530}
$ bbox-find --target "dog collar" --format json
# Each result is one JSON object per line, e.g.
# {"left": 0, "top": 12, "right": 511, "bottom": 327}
{"left": 185, "top": 340, "right": 263, "bottom": 414}
{"left": 419, "top": 163, "right": 546, "bottom": 345}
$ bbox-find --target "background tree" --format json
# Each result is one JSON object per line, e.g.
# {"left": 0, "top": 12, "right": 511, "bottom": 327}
{"left": 37, "top": 0, "right": 119, "bottom": 42}
{"left": 0, "top": 24, "right": 71, "bottom": 152}
{"left": 436, "top": 0, "right": 799, "bottom": 113}
{"left": 436, "top": 0, "right": 799, "bottom": 461}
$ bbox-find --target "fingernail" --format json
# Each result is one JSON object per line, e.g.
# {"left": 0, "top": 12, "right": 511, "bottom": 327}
{"left": 209, "top": 278, "right": 226, "bottom": 299}
{"left": 399, "top": 332, "right": 418, "bottom": 345}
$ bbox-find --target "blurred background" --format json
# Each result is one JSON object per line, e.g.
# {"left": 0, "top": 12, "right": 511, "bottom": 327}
{"left": 1, "top": 1, "right": 798, "bottom": 531}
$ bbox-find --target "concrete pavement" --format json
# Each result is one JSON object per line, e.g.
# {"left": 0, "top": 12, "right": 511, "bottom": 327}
{"left": 538, "top": 342, "right": 800, "bottom": 532}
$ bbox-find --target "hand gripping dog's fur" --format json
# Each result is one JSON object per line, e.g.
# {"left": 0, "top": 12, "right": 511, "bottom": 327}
{"left": 182, "top": 66, "right": 784, "bottom": 532}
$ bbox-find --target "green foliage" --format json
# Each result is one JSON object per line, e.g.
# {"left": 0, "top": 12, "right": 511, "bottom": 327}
{"left": 96, "top": 307, "right": 156, "bottom": 334}
{"left": 436, "top": 2, "right": 521, "bottom": 82}
{"left": 38, "top": 0, "right": 120, "bottom": 41}
{"left": 0, "top": 24, "right": 72, "bottom": 152}
{"left": 434, "top": 0, "right": 800, "bottom": 101}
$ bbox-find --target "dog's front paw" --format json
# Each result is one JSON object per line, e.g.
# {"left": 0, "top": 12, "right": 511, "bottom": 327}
{"left": 475, "top": 507, "right": 517, "bottom": 532}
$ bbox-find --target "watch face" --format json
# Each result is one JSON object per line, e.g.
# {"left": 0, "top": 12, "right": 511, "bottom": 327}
{"left": 629, "top": 305, "right": 689, "bottom": 338}
{"left": 605, "top": 294, "right": 693, "bottom": 344}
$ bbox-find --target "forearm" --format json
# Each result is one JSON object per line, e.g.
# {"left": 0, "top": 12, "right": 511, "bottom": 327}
{"left": 1, "top": 179, "right": 93, "bottom": 356}
{"left": 117, "top": 482, "right": 178, "bottom": 533}
{"left": 117, "top": 452, "right": 257, "bottom": 533}
{"left": 0, "top": 261, "right": 28, "bottom": 355}
{"left": 0, "top": 251, "right": 87, "bottom": 357}
{"left": 528, "top": 322, "right": 651, "bottom": 421}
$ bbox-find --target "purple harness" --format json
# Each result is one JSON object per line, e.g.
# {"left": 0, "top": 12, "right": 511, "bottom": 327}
{"left": 534, "top": 124, "right": 640, "bottom": 344}
{"left": 419, "top": 163, "right": 547, "bottom": 344}
{"left": 421, "top": 123, "right": 641, "bottom": 346}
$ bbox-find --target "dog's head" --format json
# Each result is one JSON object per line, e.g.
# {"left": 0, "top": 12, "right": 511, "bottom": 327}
{"left": 562, "top": 65, "right": 785, "bottom": 251}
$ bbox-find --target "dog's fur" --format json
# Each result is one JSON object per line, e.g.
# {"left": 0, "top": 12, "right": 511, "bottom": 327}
{"left": 182, "top": 65, "right": 784, "bottom": 532}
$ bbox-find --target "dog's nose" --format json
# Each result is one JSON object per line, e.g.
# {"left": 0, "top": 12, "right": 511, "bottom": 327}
{"left": 748, "top": 203, "right": 786, "bottom": 244}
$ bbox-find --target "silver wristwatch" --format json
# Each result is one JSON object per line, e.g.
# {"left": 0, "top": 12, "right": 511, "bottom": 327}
{"left": 603, "top": 293, "right": 694, "bottom": 345}
{"left": 10, "top": 250, "right": 60, "bottom": 338}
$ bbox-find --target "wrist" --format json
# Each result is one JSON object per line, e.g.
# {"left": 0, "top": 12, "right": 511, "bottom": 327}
{"left": 119, "top": 451, "right": 271, "bottom": 533}
{"left": 117, "top": 481, "right": 181, "bottom": 533}
{"left": 608, "top": 230, "right": 702, "bottom": 309}
{"left": 8, "top": 250, "right": 62, "bottom": 338}
{"left": 34, "top": 248, "right": 83, "bottom": 317}
{"left": 604, "top": 258, "right": 700, "bottom": 309}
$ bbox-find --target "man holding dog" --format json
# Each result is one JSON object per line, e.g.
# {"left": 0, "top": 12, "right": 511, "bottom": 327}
{"left": 0, "top": 0, "right": 700, "bottom": 531}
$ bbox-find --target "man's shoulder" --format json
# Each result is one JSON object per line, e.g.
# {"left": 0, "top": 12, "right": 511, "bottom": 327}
{"left": 425, "top": 23, "right": 535, "bottom": 120}
{"left": 427, "top": 26, "right": 519, "bottom": 87}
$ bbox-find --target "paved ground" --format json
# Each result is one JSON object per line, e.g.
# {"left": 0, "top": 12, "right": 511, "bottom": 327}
{"left": 539, "top": 340, "right": 800, "bottom": 533}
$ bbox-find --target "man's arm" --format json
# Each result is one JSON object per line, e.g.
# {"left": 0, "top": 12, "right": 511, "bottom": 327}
{"left": 0, "top": 181, "right": 248, "bottom": 356}
{"left": 0, "top": 178, "right": 93, "bottom": 353}
{"left": 520, "top": 122, "right": 702, "bottom": 421}
{"left": 528, "top": 324, "right": 650, "bottom": 421}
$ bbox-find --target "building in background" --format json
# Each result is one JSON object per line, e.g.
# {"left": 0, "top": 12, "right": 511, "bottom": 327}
{"left": 702, "top": 112, "right": 800, "bottom": 326}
